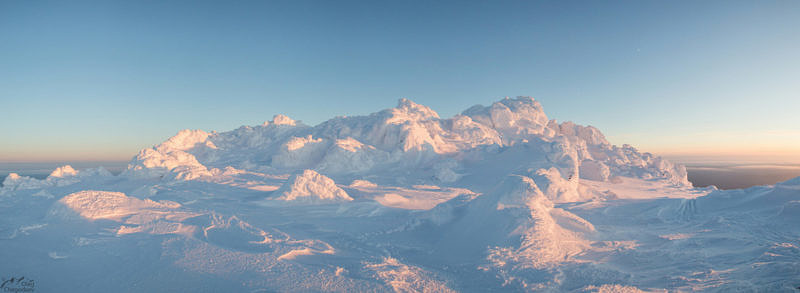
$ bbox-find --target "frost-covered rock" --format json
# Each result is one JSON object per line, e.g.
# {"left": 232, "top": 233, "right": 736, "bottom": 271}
{"left": 273, "top": 170, "right": 353, "bottom": 203}
{"left": 463, "top": 96, "right": 552, "bottom": 144}
{"left": 557, "top": 121, "right": 609, "bottom": 146}
{"left": 125, "top": 147, "right": 212, "bottom": 180}
{"left": 124, "top": 130, "right": 215, "bottom": 180}
{"left": 159, "top": 129, "right": 215, "bottom": 151}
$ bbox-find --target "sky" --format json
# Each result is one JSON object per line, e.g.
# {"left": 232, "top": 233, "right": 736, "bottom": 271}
{"left": 1, "top": 0, "right": 799, "bottom": 163}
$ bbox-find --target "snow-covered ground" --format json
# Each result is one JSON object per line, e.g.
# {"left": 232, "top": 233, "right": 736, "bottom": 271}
{"left": 1, "top": 97, "right": 798, "bottom": 292}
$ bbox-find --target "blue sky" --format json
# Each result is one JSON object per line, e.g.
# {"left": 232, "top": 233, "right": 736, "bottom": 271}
{"left": 1, "top": 0, "right": 799, "bottom": 163}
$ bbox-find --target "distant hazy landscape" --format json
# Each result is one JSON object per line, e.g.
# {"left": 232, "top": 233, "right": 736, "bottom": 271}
{"left": 4, "top": 160, "right": 800, "bottom": 191}
{"left": 684, "top": 163, "right": 800, "bottom": 189}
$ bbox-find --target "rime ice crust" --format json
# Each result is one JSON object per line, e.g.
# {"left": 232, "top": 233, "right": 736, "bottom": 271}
{"left": 121, "top": 96, "right": 690, "bottom": 188}
{"left": 273, "top": 170, "right": 353, "bottom": 203}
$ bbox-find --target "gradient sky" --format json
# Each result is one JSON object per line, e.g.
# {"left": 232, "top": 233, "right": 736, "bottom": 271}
{"left": 1, "top": 0, "right": 799, "bottom": 163}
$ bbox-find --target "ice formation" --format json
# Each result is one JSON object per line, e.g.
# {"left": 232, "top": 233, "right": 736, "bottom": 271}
{"left": 116, "top": 97, "right": 689, "bottom": 189}
{"left": 1, "top": 97, "right": 797, "bottom": 292}
{"left": 273, "top": 169, "right": 353, "bottom": 203}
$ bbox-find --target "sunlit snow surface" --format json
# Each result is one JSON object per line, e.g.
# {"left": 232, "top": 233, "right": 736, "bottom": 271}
{"left": 1, "top": 97, "right": 798, "bottom": 292}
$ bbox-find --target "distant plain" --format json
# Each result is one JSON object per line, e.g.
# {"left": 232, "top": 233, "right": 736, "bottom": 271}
{"left": 684, "top": 163, "right": 800, "bottom": 189}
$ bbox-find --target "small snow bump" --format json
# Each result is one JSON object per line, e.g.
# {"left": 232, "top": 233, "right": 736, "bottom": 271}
{"left": 49, "top": 165, "right": 78, "bottom": 178}
{"left": 272, "top": 114, "right": 296, "bottom": 126}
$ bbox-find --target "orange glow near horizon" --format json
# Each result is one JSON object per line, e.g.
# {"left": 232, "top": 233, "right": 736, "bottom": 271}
{"left": 608, "top": 129, "right": 800, "bottom": 164}
{"left": 0, "top": 148, "right": 136, "bottom": 163}
{"left": 2, "top": 143, "right": 798, "bottom": 165}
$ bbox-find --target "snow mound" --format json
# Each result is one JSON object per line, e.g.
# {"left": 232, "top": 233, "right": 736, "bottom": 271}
{"left": 432, "top": 175, "right": 593, "bottom": 270}
{"left": 49, "top": 165, "right": 78, "bottom": 178}
{"left": 50, "top": 190, "right": 199, "bottom": 237}
{"left": 53, "top": 190, "right": 181, "bottom": 221}
{"left": 273, "top": 170, "right": 353, "bottom": 203}
{"left": 124, "top": 130, "right": 215, "bottom": 180}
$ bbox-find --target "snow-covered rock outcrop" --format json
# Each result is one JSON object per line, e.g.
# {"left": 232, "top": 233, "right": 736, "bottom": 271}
{"left": 120, "top": 96, "right": 689, "bottom": 188}
{"left": 462, "top": 97, "right": 553, "bottom": 144}
{"left": 124, "top": 129, "right": 216, "bottom": 180}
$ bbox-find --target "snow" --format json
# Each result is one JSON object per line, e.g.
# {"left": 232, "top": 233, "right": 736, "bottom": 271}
{"left": 54, "top": 190, "right": 183, "bottom": 221}
{"left": 580, "top": 160, "right": 611, "bottom": 181}
{"left": 0, "top": 165, "right": 112, "bottom": 195}
{"left": 271, "top": 114, "right": 297, "bottom": 126}
{"left": 365, "top": 257, "right": 456, "bottom": 293}
{"left": 1, "top": 96, "right": 798, "bottom": 292}
{"left": 49, "top": 165, "right": 78, "bottom": 178}
{"left": 272, "top": 169, "right": 353, "bottom": 203}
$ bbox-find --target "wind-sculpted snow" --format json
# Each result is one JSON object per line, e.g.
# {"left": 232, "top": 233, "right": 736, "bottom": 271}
{"left": 54, "top": 190, "right": 183, "bottom": 221}
{"left": 273, "top": 169, "right": 353, "bottom": 203}
{"left": 122, "top": 96, "right": 689, "bottom": 186}
{"left": 1, "top": 97, "right": 797, "bottom": 292}
{"left": 364, "top": 257, "right": 456, "bottom": 293}
{"left": 422, "top": 175, "right": 595, "bottom": 287}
